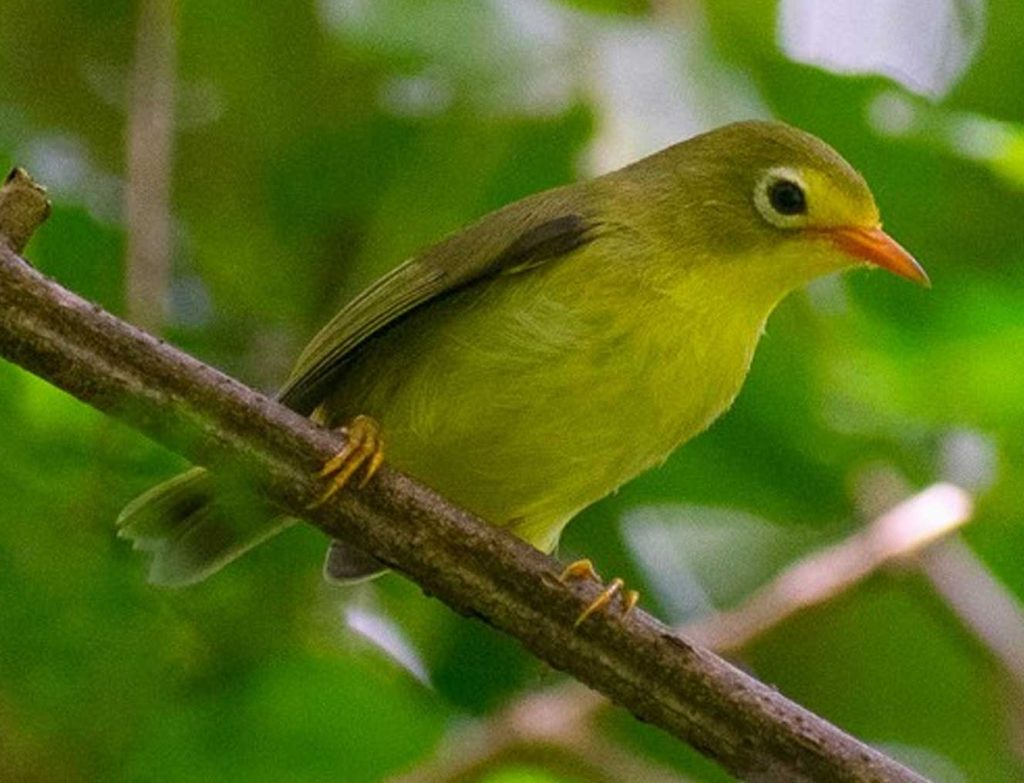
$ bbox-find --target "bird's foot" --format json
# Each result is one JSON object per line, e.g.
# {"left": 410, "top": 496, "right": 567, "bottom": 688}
{"left": 306, "top": 415, "right": 384, "bottom": 509}
{"left": 559, "top": 558, "right": 639, "bottom": 628}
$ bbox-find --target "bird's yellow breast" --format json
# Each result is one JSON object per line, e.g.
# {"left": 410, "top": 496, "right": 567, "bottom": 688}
{"left": 322, "top": 234, "right": 789, "bottom": 551}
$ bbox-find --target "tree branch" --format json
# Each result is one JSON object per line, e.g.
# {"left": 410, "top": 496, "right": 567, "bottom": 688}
{"left": 0, "top": 168, "right": 51, "bottom": 254}
{"left": 0, "top": 171, "right": 928, "bottom": 783}
{"left": 398, "top": 482, "right": 973, "bottom": 782}
{"left": 393, "top": 682, "right": 694, "bottom": 783}
{"left": 124, "top": 0, "right": 177, "bottom": 332}
{"left": 685, "top": 484, "right": 973, "bottom": 653}
{"left": 917, "top": 536, "right": 1024, "bottom": 697}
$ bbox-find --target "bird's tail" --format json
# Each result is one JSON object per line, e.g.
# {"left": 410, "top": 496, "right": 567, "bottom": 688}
{"left": 116, "top": 466, "right": 294, "bottom": 586}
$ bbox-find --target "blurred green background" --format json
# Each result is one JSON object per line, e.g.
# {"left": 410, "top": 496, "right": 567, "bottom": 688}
{"left": 2, "top": 0, "right": 1023, "bottom": 781}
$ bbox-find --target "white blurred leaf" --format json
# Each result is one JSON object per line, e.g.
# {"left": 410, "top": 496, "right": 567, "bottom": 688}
{"left": 623, "top": 504, "right": 816, "bottom": 624}
{"left": 344, "top": 605, "right": 432, "bottom": 686}
{"left": 779, "top": 0, "right": 986, "bottom": 98}
{"left": 584, "top": 10, "right": 767, "bottom": 174}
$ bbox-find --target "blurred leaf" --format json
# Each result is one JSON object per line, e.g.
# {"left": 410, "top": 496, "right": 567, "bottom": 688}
{"left": 480, "top": 766, "right": 579, "bottom": 783}
{"left": 779, "top": 0, "right": 986, "bottom": 98}
{"left": 556, "top": 0, "right": 650, "bottom": 16}
{"left": 622, "top": 504, "right": 820, "bottom": 623}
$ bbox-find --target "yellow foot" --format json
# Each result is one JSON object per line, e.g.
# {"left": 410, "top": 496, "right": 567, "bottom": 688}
{"left": 559, "top": 558, "right": 600, "bottom": 582}
{"left": 306, "top": 415, "right": 384, "bottom": 509}
{"left": 559, "top": 558, "right": 640, "bottom": 628}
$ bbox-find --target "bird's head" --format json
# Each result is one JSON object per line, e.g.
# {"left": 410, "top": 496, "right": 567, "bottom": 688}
{"left": 631, "top": 121, "right": 928, "bottom": 292}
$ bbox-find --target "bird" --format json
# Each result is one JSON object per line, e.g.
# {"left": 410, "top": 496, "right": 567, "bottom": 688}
{"left": 118, "top": 120, "right": 927, "bottom": 622}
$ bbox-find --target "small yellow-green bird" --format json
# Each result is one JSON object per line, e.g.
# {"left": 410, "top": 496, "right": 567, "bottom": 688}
{"left": 119, "top": 121, "right": 927, "bottom": 604}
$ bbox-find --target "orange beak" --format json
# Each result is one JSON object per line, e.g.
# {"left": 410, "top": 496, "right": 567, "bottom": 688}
{"left": 825, "top": 226, "right": 930, "bottom": 287}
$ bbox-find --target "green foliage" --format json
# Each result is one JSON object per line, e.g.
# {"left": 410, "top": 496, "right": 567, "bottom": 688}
{"left": 2, "top": 1, "right": 1023, "bottom": 781}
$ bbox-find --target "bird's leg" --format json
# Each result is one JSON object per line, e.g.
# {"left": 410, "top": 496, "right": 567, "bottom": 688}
{"left": 559, "top": 558, "right": 640, "bottom": 628}
{"left": 306, "top": 415, "right": 384, "bottom": 509}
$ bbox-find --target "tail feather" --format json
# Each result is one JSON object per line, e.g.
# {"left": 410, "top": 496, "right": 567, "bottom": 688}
{"left": 323, "top": 539, "right": 387, "bottom": 584}
{"left": 117, "top": 467, "right": 293, "bottom": 586}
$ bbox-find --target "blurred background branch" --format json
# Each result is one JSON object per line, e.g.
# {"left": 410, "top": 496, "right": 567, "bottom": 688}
{"left": 393, "top": 684, "right": 692, "bottom": 783}
{"left": 123, "top": 0, "right": 177, "bottom": 333}
{"left": 916, "top": 535, "right": 1024, "bottom": 769}
{"left": 685, "top": 484, "right": 974, "bottom": 654}
{"left": 917, "top": 537, "right": 1024, "bottom": 697}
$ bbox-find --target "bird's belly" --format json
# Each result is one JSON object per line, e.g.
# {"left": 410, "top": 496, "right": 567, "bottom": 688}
{"left": 323, "top": 265, "right": 759, "bottom": 549}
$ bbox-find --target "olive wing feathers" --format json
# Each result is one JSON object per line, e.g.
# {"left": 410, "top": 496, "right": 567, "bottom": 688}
{"left": 277, "top": 188, "right": 600, "bottom": 414}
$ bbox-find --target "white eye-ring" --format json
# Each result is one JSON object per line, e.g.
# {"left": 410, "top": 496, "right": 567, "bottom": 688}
{"left": 754, "top": 167, "right": 809, "bottom": 229}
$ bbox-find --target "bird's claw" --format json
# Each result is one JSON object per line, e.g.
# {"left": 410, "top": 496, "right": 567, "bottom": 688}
{"left": 306, "top": 415, "right": 384, "bottom": 509}
{"left": 559, "top": 558, "right": 639, "bottom": 627}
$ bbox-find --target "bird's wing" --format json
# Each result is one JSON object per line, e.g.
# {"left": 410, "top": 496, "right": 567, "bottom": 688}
{"left": 277, "top": 187, "right": 602, "bottom": 414}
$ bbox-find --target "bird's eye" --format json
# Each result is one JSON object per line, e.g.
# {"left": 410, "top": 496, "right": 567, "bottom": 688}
{"left": 753, "top": 168, "right": 811, "bottom": 228}
{"left": 767, "top": 179, "right": 807, "bottom": 216}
